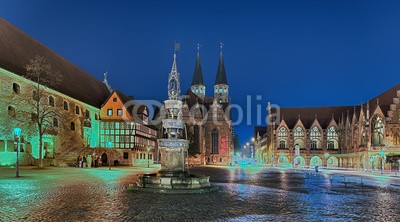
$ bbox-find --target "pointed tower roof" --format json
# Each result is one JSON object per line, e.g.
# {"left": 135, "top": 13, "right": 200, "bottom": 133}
{"left": 215, "top": 49, "right": 228, "bottom": 85}
{"left": 191, "top": 51, "right": 204, "bottom": 86}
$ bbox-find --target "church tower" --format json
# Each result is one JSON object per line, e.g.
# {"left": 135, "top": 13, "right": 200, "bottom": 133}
{"left": 214, "top": 45, "right": 229, "bottom": 103}
{"left": 191, "top": 45, "right": 205, "bottom": 99}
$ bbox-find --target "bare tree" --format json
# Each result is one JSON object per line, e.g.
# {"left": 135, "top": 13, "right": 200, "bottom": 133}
{"left": 24, "top": 55, "right": 63, "bottom": 168}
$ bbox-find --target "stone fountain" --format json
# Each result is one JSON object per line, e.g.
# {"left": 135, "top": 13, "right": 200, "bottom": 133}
{"left": 130, "top": 52, "right": 218, "bottom": 194}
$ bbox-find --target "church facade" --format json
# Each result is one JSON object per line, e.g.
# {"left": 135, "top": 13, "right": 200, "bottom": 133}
{"left": 255, "top": 86, "right": 400, "bottom": 170}
{"left": 169, "top": 49, "right": 234, "bottom": 166}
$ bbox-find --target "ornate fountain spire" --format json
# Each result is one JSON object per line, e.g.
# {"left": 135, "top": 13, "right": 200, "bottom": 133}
{"left": 168, "top": 51, "right": 181, "bottom": 100}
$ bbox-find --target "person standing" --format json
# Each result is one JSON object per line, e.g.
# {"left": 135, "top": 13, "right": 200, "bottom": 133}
{"left": 87, "top": 155, "right": 92, "bottom": 169}
{"left": 77, "top": 155, "right": 82, "bottom": 168}
{"left": 82, "top": 155, "right": 86, "bottom": 168}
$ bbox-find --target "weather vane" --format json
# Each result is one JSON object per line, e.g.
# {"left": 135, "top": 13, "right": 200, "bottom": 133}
{"left": 197, "top": 43, "right": 201, "bottom": 53}
{"left": 174, "top": 41, "right": 180, "bottom": 53}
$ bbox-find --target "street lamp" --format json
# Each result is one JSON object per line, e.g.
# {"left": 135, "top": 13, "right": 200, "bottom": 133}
{"left": 380, "top": 151, "right": 385, "bottom": 175}
{"left": 325, "top": 153, "right": 329, "bottom": 168}
{"left": 107, "top": 141, "right": 113, "bottom": 170}
{"left": 147, "top": 147, "right": 151, "bottom": 168}
{"left": 13, "top": 128, "right": 22, "bottom": 178}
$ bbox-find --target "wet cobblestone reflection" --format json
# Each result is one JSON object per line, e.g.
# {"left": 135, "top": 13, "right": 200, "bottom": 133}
{"left": 0, "top": 166, "right": 399, "bottom": 221}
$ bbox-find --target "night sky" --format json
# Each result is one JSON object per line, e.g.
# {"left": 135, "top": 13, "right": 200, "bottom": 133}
{"left": 2, "top": 0, "right": 400, "bottom": 144}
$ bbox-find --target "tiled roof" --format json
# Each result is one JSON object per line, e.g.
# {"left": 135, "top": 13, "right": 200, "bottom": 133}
{"left": 0, "top": 18, "right": 110, "bottom": 108}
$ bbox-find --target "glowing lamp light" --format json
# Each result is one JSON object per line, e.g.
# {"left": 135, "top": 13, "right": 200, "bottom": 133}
{"left": 325, "top": 153, "right": 329, "bottom": 158}
{"left": 246, "top": 142, "right": 250, "bottom": 146}
{"left": 13, "top": 128, "right": 22, "bottom": 137}
{"left": 146, "top": 147, "right": 151, "bottom": 152}
{"left": 244, "top": 145, "right": 247, "bottom": 149}
{"left": 230, "top": 151, "right": 233, "bottom": 156}
{"left": 107, "top": 141, "right": 113, "bottom": 148}
{"left": 379, "top": 151, "right": 385, "bottom": 157}
{"left": 251, "top": 137, "right": 255, "bottom": 142}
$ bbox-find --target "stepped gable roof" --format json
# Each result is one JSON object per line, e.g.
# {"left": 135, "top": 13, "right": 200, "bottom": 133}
{"left": 0, "top": 18, "right": 110, "bottom": 108}
{"left": 365, "top": 83, "right": 400, "bottom": 116}
{"left": 278, "top": 106, "right": 354, "bottom": 129}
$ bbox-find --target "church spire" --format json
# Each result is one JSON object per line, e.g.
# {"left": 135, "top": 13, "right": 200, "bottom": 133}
{"left": 214, "top": 42, "right": 229, "bottom": 103}
{"left": 215, "top": 43, "right": 228, "bottom": 85}
{"left": 191, "top": 44, "right": 206, "bottom": 99}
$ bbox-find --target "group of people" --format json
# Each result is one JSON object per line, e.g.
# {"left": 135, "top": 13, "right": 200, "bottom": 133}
{"left": 77, "top": 154, "right": 102, "bottom": 168}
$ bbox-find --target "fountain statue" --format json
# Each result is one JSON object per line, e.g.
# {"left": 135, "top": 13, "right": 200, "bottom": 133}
{"left": 130, "top": 52, "right": 218, "bottom": 193}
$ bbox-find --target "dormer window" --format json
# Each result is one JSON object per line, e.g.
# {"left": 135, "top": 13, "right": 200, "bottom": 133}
{"left": 13, "top": 83, "right": 20, "bottom": 94}
{"left": 49, "top": 96, "right": 55, "bottom": 107}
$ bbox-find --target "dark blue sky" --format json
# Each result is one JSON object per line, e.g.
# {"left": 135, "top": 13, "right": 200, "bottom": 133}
{"left": 2, "top": 0, "right": 400, "bottom": 144}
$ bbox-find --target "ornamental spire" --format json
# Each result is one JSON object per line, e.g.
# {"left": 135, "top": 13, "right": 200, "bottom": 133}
{"left": 191, "top": 44, "right": 204, "bottom": 86}
{"left": 168, "top": 43, "right": 181, "bottom": 100}
{"left": 215, "top": 42, "right": 228, "bottom": 85}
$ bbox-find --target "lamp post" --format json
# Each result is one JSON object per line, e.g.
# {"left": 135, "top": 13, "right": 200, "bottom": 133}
{"left": 13, "top": 128, "right": 22, "bottom": 178}
{"left": 325, "top": 153, "right": 329, "bottom": 168}
{"left": 147, "top": 147, "right": 151, "bottom": 168}
{"left": 107, "top": 141, "right": 113, "bottom": 170}
{"left": 380, "top": 151, "right": 385, "bottom": 175}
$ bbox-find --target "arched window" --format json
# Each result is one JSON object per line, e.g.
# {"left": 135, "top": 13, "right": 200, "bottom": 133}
{"left": 49, "top": 96, "right": 55, "bottom": 107}
{"left": 294, "top": 126, "right": 305, "bottom": 148}
{"left": 310, "top": 126, "right": 321, "bottom": 149}
{"left": 327, "top": 126, "right": 338, "bottom": 150}
{"left": 70, "top": 122, "right": 75, "bottom": 131}
{"left": 53, "top": 118, "right": 59, "bottom": 127}
{"left": 372, "top": 116, "right": 384, "bottom": 146}
{"left": 8, "top": 106, "right": 16, "bottom": 117}
{"left": 63, "top": 101, "right": 69, "bottom": 111}
{"left": 75, "top": 106, "right": 80, "bottom": 115}
{"left": 278, "top": 127, "right": 288, "bottom": 149}
{"left": 85, "top": 110, "right": 90, "bottom": 118}
{"left": 211, "top": 129, "right": 219, "bottom": 154}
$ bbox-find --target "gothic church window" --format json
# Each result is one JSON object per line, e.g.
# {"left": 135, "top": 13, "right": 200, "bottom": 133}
{"left": 310, "top": 126, "right": 322, "bottom": 149}
{"left": 327, "top": 126, "right": 338, "bottom": 150}
{"left": 372, "top": 115, "right": 384, "bottom": 146}
{"left": 278, "top": 127, "right": 288, "bottom": 149}
{"left": 211, "top": 129, "right": 219, "bottom": 154}
{"left": 294, "top": 126, "right": 305, "bottom": 148}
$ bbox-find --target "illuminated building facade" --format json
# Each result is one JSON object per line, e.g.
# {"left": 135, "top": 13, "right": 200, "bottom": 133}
{"left": 255, "top": 87, "right": 400, "bottom": 170}
{"left": 0, "top": 18, "right": 156, "bottom": 166}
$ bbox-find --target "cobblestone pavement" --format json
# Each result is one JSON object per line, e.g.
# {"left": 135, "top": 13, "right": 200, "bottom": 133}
{"left": 0, "top": 166, "right": 400, "bottom": 222}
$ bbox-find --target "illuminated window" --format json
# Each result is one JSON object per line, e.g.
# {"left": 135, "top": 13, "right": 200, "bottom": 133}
{"left": 278, "top": 127, "right": 288, "bottom": 149}
{"left": 327, "top": 126, "right": 338, "bottom": 149}
{"left": 13, "top": 83, "right": 20, "bottom": 94}
{"left": 219, "top": 88, "right": 223, "bottom": 93}
{"left": 117, "top": 109, "right": 123, "bottom": 116}
{"left": 372, "top": 116, "right": 384, "bottom": 146}
{"left": 63, "top": 101, "right": 69, "bottom": 110}
{"left": 310, "top": 126, "right": 321, "bottom": 149}
{"left": 49, "top": 96, "right": 55, "bottom": 107}
{"left": 107, "top": 109, "right": 113, "bottom": 116}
